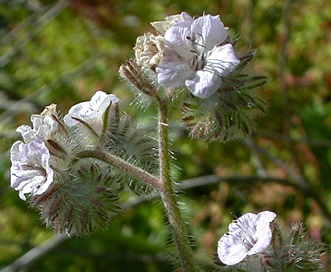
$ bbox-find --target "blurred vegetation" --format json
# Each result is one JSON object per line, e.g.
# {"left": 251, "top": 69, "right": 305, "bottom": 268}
{"left": 1, "top": 0, "right": 331, "bottom": 271}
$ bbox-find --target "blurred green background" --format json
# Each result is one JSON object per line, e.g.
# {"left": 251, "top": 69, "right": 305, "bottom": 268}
{"left": 1, "top": 0, "right": 331, "bottom": 271}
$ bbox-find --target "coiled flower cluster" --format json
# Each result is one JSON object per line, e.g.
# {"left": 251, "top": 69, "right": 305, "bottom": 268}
{"left": 10, "top": 91, "right": 158, "bottom": 235}
{"left": 121, "top": 12, "right": 267, "bottom": 141}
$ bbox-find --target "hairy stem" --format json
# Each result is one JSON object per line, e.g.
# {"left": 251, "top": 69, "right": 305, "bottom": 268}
{"left": 158, "top": 100, "right": 196, "bottom": 272}
{"left": 76, "top": 150, "right": 162, "bottom": 190}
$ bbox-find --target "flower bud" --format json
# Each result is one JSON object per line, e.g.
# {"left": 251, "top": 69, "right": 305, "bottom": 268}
{"left": 119, "top": 59, "right": 158, "bottom": 97}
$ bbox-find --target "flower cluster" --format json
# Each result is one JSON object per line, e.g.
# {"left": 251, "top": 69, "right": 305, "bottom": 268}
{"left": 10, "top": 92, "right": 115, "bottom": 201}
{"left": 9, "top": 91, "right": 157, "bottom": 235}
{"left": 132, "top": 12, "right": 240, "bottom": 99}
{"left": 121, "top": 12, "right": 267, "bottom": 141}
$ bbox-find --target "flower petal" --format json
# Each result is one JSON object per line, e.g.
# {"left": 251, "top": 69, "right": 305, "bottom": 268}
{"left": 64, "top": 91, "right": 119, "bottom": 133}
{"left": 217, "top": 233, "right": 249, "bottom": 266}
{"left": 164, "top": 25, "right": 192, "bottom": 63}
{"left": 185, "top": 69, "right": 222, "bottom": 98}
{"left": 248, "top": 211, "right": 276, "bottom": 255}
{"left": 17, "top": 104, "right": 59, "bottom": 143}
{"left": 90, "top": 91, "right": 119, "bottom": 112}
{"left": 179, "top": 12, "right": 193, "bottom": 24}
{"left": 16, "top": 125, "right": 34, "bottom": 143}
{"left": 228, "top": 213, "right": 256, "bottom": 233}
{"left": 217, "top": 211, "right": 277, "bottom": 266}
{"left": 191, "top": 14, "right": 227, "bottom": 51}
{"left": 256, "top": 211, "right": 277, "bottom": 229}
{"left": 156, "top": 54, "right": 195, "bottom": 88}
{"left": 206, "top": 44, "right": 240, "bottom": 76}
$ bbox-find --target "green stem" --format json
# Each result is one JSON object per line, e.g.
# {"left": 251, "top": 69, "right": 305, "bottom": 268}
{"left": 158, "top": 100, "right": 196, "bottom": 272}
{"left": 76, "top": 150, "right": 162, "bottom": 190}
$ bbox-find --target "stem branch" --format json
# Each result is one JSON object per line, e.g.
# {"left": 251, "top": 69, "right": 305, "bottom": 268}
{"left": 76, "top": 150, "right": 162, "bottom": 190}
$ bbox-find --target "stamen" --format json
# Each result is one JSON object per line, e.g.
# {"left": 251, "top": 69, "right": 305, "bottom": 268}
{"left": 233, "top": 219, "right": 257, "bottom": 248}
{"left": 186, "top": 34, "right": 207, "bottom": 71}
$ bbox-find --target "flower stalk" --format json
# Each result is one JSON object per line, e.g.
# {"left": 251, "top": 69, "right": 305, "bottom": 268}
{"left": 157, "top": 99, "right": 196, "bottom": 272}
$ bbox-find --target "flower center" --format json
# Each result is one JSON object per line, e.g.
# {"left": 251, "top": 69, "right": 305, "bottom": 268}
{"left": 186, "top": 35, "right": 207, "bottom": 71}
{"left": 234, "top": 219, "right": 258, "bottom": 250}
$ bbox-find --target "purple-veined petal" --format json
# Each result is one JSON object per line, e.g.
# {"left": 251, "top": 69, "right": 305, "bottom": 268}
{"left": 217, "top": 233, "right": 250, "bottom": 266}
{"left": 206, "top": 44, "right": 240, "bottom": 76}
{"left": 191, "top": 14, "right": 227, "bottom": 51}
{"left": 156, "top": 54, "right": 195, "bottom": 88}
{"left": 164, "top": 26, "right": 193, "bottom": 63}
{"left": 185, "top": 69, "right": 222, "bottom": 98}
{"left": 248, "top": 211, "right": 277, "bottom": 255}
{"left": 10, "top": 140, "right": 54, "bottom": 201}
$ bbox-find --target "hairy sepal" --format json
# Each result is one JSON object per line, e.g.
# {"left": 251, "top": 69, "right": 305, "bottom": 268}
{"left": 32, "top": 162, "right": 122, "bottom": 236}
{"left": 119, "top": 59, "right": 160, "bottom": 110}
{"left": 182, "top": 73, "right": 267, "bottom": 142}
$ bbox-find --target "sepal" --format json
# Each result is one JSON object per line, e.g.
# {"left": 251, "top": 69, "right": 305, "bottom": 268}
{"left": 182, "top": 69, "right": 267, "bottom": 142}
{"left": 182, "top": 91, "right": 266, "bottom": 142}
{"left": 119, "top": 58, "right": 161, "bottom": 109}
{"left": 32, "top": 162, "right": 122, "bottom": 236}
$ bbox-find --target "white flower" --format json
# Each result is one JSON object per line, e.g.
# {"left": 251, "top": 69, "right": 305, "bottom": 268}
{"left": 10, "top": 140, "right": 54, "bottom": 201}
{"left": 64, "top": 91, "right": 119, "bottom": 134}
{"left": 156, "top": 12, "right": 240, "bottom": 98}
{"left": 217, "top": 211, "right": 277, "bottom": 266}
{"left": 17, "top": 104, "right": 59, "bottom": 143}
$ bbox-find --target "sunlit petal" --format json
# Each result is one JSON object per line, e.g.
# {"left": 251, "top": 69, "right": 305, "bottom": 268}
{"left": 206, "top": 44, "right": 240, "bottom": 76}
{"left": 191, "top": 14, "right": 227, "bottom": 50}
{"left": 10, "top": 140, "right": 54, "bottom": 201}
{"left": 185, "top": 70, "right": 221, "bottom": 98}
{"left": 64, "top": 91, "right": 119, "bottom": 134}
